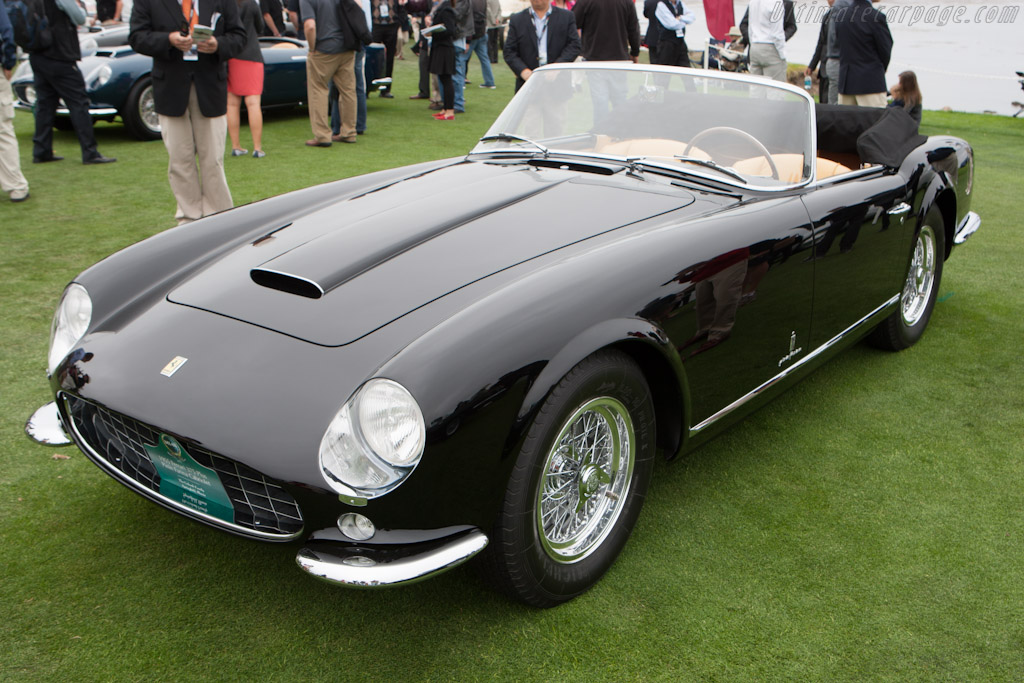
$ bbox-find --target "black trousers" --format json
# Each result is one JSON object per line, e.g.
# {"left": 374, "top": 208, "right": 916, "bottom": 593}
{"left": 652, "top": 36, "right": 689, "bottom": 68}
{"left": 372, "top": 22, "right": 399, "bottom": 79}
{"left": 434, "top": 73, "right": 454, "bottom": 109}
{"left": 29, "top": 53, "right": 99, "bottom": 162}
{"left": 417, "top": 36, "right": 431, "bottom": 98}
{"left": 486, "top": 26, "right": 502, "bottom": 64}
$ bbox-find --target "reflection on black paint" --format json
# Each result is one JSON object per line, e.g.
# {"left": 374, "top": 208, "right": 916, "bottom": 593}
{"left": 59, "top": 348, "right": 94, "bottom": 391}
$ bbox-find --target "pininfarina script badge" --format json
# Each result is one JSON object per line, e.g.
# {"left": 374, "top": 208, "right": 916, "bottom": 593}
{"left": 160, "top": 356, "right": 188, "bottom": 377}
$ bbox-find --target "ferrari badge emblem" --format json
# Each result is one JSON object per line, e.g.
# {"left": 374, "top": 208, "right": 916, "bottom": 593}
{"left": 160, "top": 356, "right": 188, "bottom": 377}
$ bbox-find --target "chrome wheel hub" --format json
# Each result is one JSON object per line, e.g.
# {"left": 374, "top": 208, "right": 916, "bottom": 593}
{"left": 901, "top": 225, "right": 936, "bottom": 326}
{"left": 537, "top": 397, "right": 635, "bottom": 564}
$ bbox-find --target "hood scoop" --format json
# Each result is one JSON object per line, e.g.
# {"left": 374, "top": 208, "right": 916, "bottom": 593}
{"left": 245, "top": 176, "right": 557, "bottom": 300}
{"left": 250, "top": 269, "right": 325, "bottom": 299}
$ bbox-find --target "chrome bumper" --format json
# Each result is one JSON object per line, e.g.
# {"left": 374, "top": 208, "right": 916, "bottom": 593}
{"left": 296, "top": 526, "right": 488, "bottom": 588}
{"left": 14, "top": 102, "right": 118, "bottom": 117}
{"left": 954, "top": 211, "right": 981, "bottom": 245}
{"left": 25, "top": 401, "right": 72, "bottom": 446}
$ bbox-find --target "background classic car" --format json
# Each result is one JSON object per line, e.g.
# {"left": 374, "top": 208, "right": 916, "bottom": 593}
{"left": 27, "top": 65, "right": 979, "bottom": 607}
{"left": 11, "top": 37, "right": 390, "bottom": 140}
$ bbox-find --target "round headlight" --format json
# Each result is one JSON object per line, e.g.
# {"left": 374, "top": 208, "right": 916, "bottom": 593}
{"left": 80, "top": 37, "right": 99, "bottom": 58}
{"left": 48, "top": 284, "right": 92, "bottom": 375}
{"left": 318, "top": 378, "right": 426, "bottom": 499}
{"left": 86, "top": 64, "right": 112, "bottom": 90}
{"left": 357, "top": 379, "right": 425, "bottom": 467}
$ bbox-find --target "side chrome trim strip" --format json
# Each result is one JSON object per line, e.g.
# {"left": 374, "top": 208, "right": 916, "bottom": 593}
{"left": 60, "top": 394, "right": 302, "bottom": 542}
{"left": 689, "top": 295, "right": 900, "bottom": 435}
{"left": 954, "top": 211, "right": 981, "bottom": 245}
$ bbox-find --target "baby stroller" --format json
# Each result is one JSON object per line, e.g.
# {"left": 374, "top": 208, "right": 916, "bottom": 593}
{"left": 699, "top": 38, "right": 748, "bottom": 73}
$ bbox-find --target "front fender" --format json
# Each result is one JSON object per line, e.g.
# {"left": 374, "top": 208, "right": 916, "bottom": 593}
{"left": 517, "top": 317, "right": 691, "bottom": 459}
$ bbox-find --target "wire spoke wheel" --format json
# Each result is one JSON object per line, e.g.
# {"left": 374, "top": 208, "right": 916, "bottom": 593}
{"left": 901, "top": 224, "right": 937, "bottom": 326}
{"left": 481, "top": 350, "right": 654, "bottom": 607}
{"left": 139, "top": 84, "right": 160, "bottom": 136}
{"left": 869, "top": 210, "right": 945, "bottom": 352}
{"left": 537, "top": 397, "right": 635, "bottom": 564}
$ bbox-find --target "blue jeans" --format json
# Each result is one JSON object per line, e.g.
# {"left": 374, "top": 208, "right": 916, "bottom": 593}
{"left": 454, "top": 44, "right": 468, "bottom": 112}
{"left": 587, "top": 70, "right": 627, "bottom": 130}
{"left": 467, "top": 36, "right": 494, "bottom": 87}
{"left": 332, "top": 50, "right": 367, "bottom": 134}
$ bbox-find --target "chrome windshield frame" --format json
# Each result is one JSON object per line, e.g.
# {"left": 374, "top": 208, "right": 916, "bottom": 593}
{"left": 470, "top": 63, "right": 819, "bottom": 193}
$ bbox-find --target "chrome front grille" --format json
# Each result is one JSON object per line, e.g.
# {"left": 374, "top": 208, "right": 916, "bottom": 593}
{"left": 63, "top": 395, "right": 303, "bottom": 539}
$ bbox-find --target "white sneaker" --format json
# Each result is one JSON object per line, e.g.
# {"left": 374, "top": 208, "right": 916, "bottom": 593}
{"left": 10, "top": 189, "right": 29, "bottom": 202}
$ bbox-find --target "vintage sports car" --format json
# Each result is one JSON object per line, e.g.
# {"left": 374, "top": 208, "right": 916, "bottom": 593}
{"left": 27, "top": 64, "right": 980, "bottom": 607}
{"left": 11, "top": 37, "right": 391, "bottom": 141}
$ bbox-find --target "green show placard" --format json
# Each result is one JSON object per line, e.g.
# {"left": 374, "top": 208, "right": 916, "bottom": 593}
{"left": 144, "top": 434, "right": 235, "bottom": 524}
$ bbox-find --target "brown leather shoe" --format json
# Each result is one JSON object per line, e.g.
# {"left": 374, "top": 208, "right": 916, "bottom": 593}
{"left": 331, "top": 134, "right": 357, "bottom": 143}
{"left": 428, "top": 102, "right": 442, "bottom": 111}
{"left": 305, "top": 139, "right": 332, "bottom": 147}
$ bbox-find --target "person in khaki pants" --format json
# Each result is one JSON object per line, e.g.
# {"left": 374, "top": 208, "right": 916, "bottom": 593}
{"left": 1, "top": 8, "right": 29, "bottom": 203}
{"left": 129, "top": 0, "right": 246, "bottom": 223}
{"left": 302, "top": 0, "right": 357, "bottom": 146}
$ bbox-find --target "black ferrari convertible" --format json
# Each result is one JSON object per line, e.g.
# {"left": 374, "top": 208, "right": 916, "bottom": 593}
{"left": 27, "top": 64, "right": 980, "bottom": 606}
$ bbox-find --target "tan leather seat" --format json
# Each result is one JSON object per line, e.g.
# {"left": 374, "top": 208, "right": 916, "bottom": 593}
{"left": 597, "top": 141, "right": 851, "bottom": 182}
{"left": 733, "top": 153, "right": 852, "bottom": 182}
{"left": 599, "top": 138, "right": 711, "bottom": 160}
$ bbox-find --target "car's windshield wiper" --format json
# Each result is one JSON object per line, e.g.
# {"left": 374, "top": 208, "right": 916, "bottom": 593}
{"left": 672, "top": 155, "right": 748, "bottom": 184}
{"left": 477, "top": 133, "right": 549, "bottom": 157}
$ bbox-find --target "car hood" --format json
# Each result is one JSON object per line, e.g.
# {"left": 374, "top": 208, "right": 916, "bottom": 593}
{"left": 168, "top": 160, "right": 695, "bottom": 346}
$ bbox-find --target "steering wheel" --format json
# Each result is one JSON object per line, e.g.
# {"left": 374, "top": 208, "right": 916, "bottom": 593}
{"left": 683, "top": 126, "right": 779, "bottom": 180}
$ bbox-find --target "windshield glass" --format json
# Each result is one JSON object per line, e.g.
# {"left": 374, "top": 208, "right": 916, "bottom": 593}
{"left": 473, "top": 65, "right": 815, "bottom": 188}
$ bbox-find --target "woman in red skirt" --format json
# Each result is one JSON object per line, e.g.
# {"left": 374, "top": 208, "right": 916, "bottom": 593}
{"left": 227, "top": 0, "right": 266, "bottom": 157}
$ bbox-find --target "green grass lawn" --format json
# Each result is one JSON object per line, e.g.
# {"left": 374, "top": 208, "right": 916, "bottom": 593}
{"left": 2, "top": 57, "right": 1023, "bottom": 681}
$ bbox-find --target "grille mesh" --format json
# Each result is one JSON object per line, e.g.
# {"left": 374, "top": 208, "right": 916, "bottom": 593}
{"left": 65, "top": 395, "right": 303, "bottom": 538}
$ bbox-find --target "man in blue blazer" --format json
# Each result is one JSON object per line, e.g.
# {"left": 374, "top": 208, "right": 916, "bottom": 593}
{"left": 503, "top": 0, "right": 581, "bottom": 93}
{"left": 835, "top": 0, "right": 892, "bottom": 107}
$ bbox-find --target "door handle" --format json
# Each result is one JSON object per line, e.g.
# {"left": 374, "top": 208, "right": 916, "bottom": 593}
{"left": 887, "top": 202, "right": 911, "bottom": 216}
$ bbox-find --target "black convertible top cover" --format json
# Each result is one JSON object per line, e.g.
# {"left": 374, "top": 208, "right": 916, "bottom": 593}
{"left": 816, "top": 104, "right": 927, "bottom": 168}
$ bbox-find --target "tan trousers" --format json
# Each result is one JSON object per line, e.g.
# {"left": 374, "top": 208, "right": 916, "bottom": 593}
{"left": 158, "top": 84, "right": 233, "bottom": 223}
{"left": 306, "top": 50, "right": 356, "bottom": 143}
{"left": 839, "top": 92, "right": 887, "bottom": 108}
{"left": 0, "top": 74, "right": 29, "bottom": 198}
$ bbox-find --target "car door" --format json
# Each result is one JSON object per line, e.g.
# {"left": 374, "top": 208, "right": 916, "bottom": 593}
{"left": 648, "top": 195, "right": 817, "bottom": 428}
{"left": 800, "top": 171, "right": 911, "bottom": 349}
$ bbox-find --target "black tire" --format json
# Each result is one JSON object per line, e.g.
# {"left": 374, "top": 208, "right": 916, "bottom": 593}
{"left": 869, "top": 209, "right": 945, "bottom": 351}
{"left": 122, "top": 77, "right": 162, "bottom": 141}
{"left": 481, "top": 349, "right": 655, "bottom": 607}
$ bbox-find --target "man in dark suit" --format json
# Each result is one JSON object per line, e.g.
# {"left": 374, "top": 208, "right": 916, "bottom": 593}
{"left": 503, "top": 0, "right": 581, "bottom": 93}
{"left": 30, "top": 0, "right": 117, "bottom": 165}
{"left": 806, "top": 0, "right": 839, "bottom": 104}
{"left": 129, "top": 0, "right": 246, "bottom": 223}
{"left": 835, "top": 0, "right": 892, "bottom": 107}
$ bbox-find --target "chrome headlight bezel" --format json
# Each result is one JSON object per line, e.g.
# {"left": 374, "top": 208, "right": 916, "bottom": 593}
{"left": 318, "top": 379, "right": 426, "bottom": 500}
{"left": 48, "top": 283, "right": 92, "bottom": 376}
